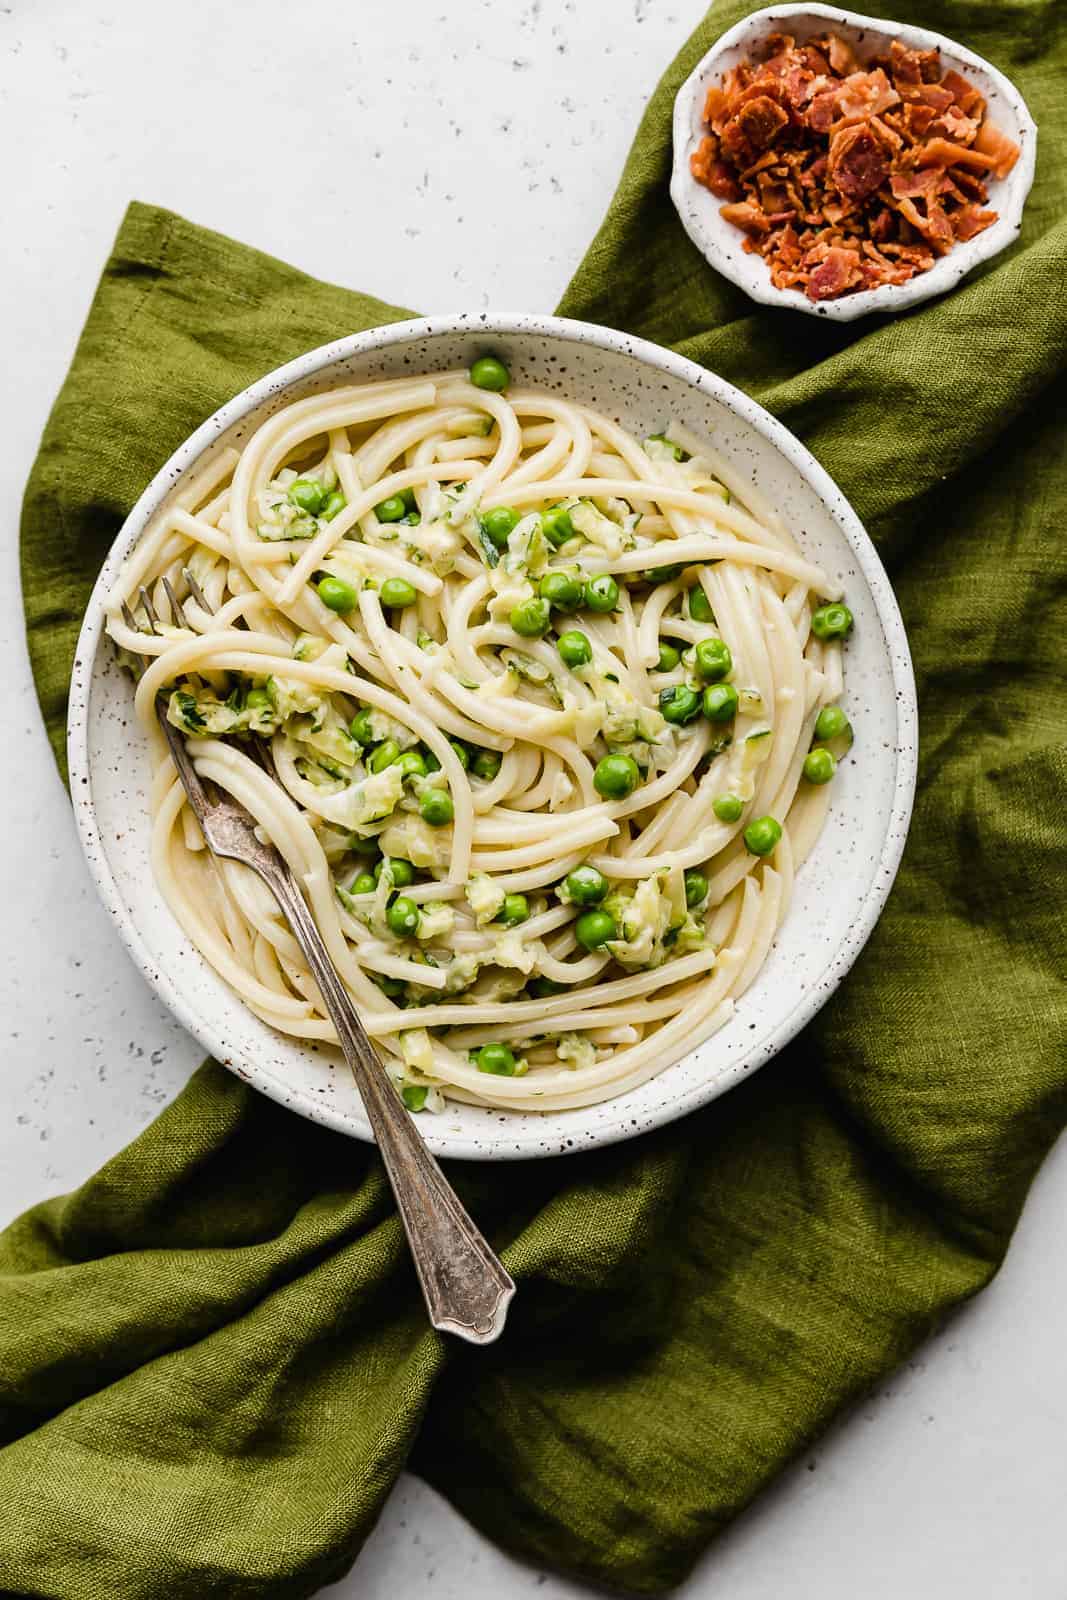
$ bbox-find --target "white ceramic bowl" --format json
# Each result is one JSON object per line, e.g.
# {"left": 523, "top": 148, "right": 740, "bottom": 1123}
{"left": 68, "top": 314, "right": 917, "bottom": 1159}
{"left": 670, "top": 3, "right": 1037, "bottom": 321}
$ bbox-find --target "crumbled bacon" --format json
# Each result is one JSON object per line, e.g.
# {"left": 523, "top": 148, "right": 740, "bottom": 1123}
{"left": 907, "top": 82, "right": 958, "bottom": 113}
{"left": 806, "top": 90, "right": 838, "bottom": 133}
{"left": 690, "top": 136, "right": 742, "bottom": 200}
{"left": 835, "top": 67, "right": 901, "bottom": 123}
{"left": 722, "top": 94, "right": 790, "bottom": 166}
{"left": 940, "top": 69, "right": 985, "bottom": 118}
{"left": 869, "top": 206, "right": 895, "bottom": 243}
{"left": 826, "top": 34, "right": 859, "bottom": 76}
{"left": 807, "top": 245, "right": 863, "bottom": 299}
{"left": 914, "top": 137, "right": 998, "bottom": 171}
{"left": 755, "top": 31, "right": 795, "bottom": 63}
{"left": 973, "top": 119, "right": 1023, "bottom": 179}
{"left": 689, "top": 28, "right": 1021, "bottom": 301}
{"left": 720, "top": 200, "right": 771, "bottom": 234}
{"left": 930, "top": 107, "right": 979, "bottom": 144}
{"left": 828, "top": 124, "right": 892, "bottom": 201}
{"left": 953, "top": 203, "right": 997, "bottom": 241}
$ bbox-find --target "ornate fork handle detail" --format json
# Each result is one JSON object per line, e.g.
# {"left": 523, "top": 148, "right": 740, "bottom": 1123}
{"left": 154, "top": 701, "right": 514, "bottom": 1345}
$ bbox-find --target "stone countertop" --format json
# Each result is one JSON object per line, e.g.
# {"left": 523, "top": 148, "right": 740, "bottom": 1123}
{"left": 2, "top": 2, "right": 1063, "bottom": 1594}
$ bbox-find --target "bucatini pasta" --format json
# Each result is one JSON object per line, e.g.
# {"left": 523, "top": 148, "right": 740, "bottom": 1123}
{"left": 105, "top": 355, "right": 855, "bottom": 1113}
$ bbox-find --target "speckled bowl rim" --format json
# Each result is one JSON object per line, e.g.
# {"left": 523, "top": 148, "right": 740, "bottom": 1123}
{"left": 67, "top": 312, "right": 917, "bottom": 1160}
{"left": 670, "top": 3, "right": 1038, "bottom": 322}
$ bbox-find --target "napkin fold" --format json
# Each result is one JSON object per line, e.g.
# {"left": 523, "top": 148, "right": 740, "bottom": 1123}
{"left": 8, "top": 1, "right": 1067, "bottom": 1594}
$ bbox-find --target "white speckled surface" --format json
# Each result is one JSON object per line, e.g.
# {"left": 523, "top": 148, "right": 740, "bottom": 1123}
{"left": 69, "top": 314, "right": 915, "bottom": 1159}
{"left": 670, "top": 3, "right": 1037, "bottom": 320}
{"left": 3, "top": 1, "right": 1066, "bottom": 1595}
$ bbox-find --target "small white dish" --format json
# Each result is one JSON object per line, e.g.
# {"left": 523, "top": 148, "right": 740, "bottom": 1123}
{"left": 67, "top": 314, "right": 917, "bottom": 1160}
{"left": 670, "top": 3, "right": 1037, "bottom": 321}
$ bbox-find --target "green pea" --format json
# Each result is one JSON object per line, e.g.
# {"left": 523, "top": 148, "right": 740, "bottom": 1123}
{"left": 659, "top": 684, "right": 701, "bottom": 725}
{"left": 811, "top": 602, "right": 854, "bottom": 641}
{"left": 684, "top": 869, "right": 708, "bottom": 908}
{"left": 539, "top": 571, "right": 584, "bottom": 612}
{"left": 387, "top": 895, "right": 420, "bottom": 937}
{"left": 401, "top": 1084, "right": 429, "bottom": 1111}
{"left": 743, "top": 815, "right": 782, "bottom": 857}
{"left": 376, "top": 495, "right": 408, "bottom": 524}
{"left": 803, "top": 748, "right": 836, "bottom": 785}
{"left": 419, "top": 788, "right": 454, "bottom": 826}
{"left": 644, "top": 563, "right": 684, "bottom": 583}
{"left": 400, "top": 488, "right": 418, "bottom": 513}
{"left": 702, "top": 682, "right": 739, "bottom": 723}
{"left": 557, "top": 629, "right": 593, "bottom": 668}
{"left": 584, "top": 574, "right": 619, "bottom": 613}
{"left": 495, "top": 893, "right": 529, "bottom": 927}
{"left": 688, "top": 586, "right": 714, "bottom": 623}
{"left": 449, "top": 739, "right": 471, "bottom": 770}
{"left": 593, "top": 753, "right": 640, "bottom": 799}
{"left": 473, "top": 1041, "right": 518, "bottom": 1074}
{"left": 394, "top": 751, "right": 427, "bottom": 782}
{"left": 349, "top": 708, "right": 375, "bottom": 746}
{"left": 713, "top": 793, "right": 744, "bottom": 823}
{"left": 510, "top": 597, "right": 552, "bottom": 637}
{"left": 656, "top": 642, "right": 681, "bottom": 673}
{"left": 288, "top": 479, "right": 329, "bottom": 515}
{"left": 349, "top": 834, "right": 381, "bottom": 858}
{"left": 374, "top": 856, "right": 415, "bottom": 887}
{"left": 349, "top": 872, "right": 377, "bottom": 895}
{"left": 469, "top": 356, "right": 510, "bottom": 392}
{"left": 380, "top": 577, "right": 418, "bottom": 609}
{"left": 564, "top": 864, "right": 608, "bottom": 905}
{"left": 317, "top": 575, "right": 357, "bottom": 614}
{"left": 815, "top": 704, "right": 851, "bottom": 742}
{"left": 694, "top": 637, "right": 733, "bottom": 682}
{"left": 367, "top": 739, "right": 400, "bottom": 773}
{"left": 471, "top": 748, "right": 502, "bottom": 781}
{"left": 422, "top": 748, "right": 441, "bottom": 774}
{"left": 481, "top": 506, "right": 519, "bottom": 549}
{"left": 245, "top": 687, "right": 273, "bottom": 710}
{"left": 320, "top": 489, "right": 347, "bottom": 521}
{"left": 528, "top": 976, "right": 566, "bottom": 998}
{"left": 575, "top": 909, "right": 617, "bottom": 950}
{"left": 542, "top": 504, "right": 575, "bottom": 547}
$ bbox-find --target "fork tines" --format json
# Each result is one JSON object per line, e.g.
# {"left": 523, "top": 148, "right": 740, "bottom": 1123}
{"left": 182, "top": 566, "right": 211, "bottom": 613}
{"left": 160, "top": 575, "right": 189, "bottom": 630}
{"left": 122, "top": 569, "right": 211, "bottom": 645}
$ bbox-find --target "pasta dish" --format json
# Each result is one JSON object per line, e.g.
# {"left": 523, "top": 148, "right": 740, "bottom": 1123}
{"left": 106, "top": 356, "right": 854, "bottom": 1113}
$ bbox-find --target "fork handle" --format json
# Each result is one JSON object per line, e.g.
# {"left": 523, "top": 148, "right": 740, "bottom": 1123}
{"left": 262, "top": 867, "right": 515, "bottom": 1344}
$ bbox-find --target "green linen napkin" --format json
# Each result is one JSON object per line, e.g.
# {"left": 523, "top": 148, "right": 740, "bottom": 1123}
{"left": 7, "top": 0, "right": 1067, "bottom": 1593}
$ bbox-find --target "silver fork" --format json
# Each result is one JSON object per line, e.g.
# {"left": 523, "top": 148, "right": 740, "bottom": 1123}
{"left": 119, "top": 573, "right": 515, "bottom": 1345}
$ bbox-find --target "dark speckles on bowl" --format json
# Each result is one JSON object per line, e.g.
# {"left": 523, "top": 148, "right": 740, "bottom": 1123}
{"left": 67, "top": 313, "right": 917, "bottom": 1161}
